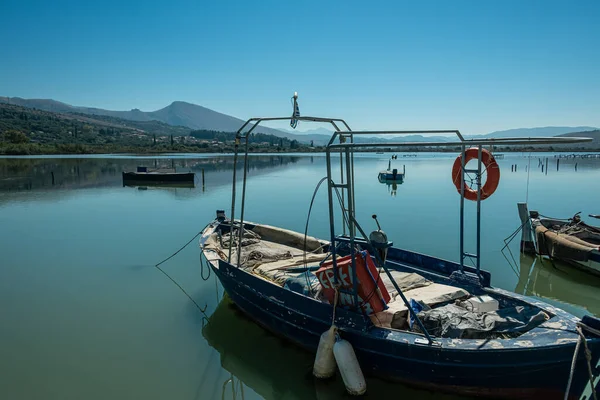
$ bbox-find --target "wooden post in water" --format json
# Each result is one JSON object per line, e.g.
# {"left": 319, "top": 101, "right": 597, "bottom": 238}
{"left": 557, "top": 158, "right": 560, "bottom": 171}
{"left": 517, "top": 203, "right": 536, "bottom": 254}
{"left": 545, "top": 158, "right": 548, "bottom": 175}
{"left": 202, "top": 168, "right": 205, "bottom": 190}
{"left": 51, "top": 171, "right": 55, "bottom": 185}
{"left": 575, "top": 163, "right": 578, "bottom": 171}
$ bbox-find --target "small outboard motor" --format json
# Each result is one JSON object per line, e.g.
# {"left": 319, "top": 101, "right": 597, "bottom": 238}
{"left": 369, "top": 214, "right": 392, "bottom": 264}
{"left": 216, "top": 209, "right": 227, "bottom": 222}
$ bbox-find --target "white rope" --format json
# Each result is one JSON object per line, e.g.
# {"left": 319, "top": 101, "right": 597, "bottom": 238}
{"left": 565, "top": 333, "right": 583, "bottom": 400}
{"left": 579, "top": 325, "right": 598, "bottom": 400}
{"left": 564, "top": 323, "right": 598, "bottom": 400}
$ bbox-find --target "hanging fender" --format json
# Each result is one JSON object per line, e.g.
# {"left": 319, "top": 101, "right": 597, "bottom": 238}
{"left": 451, "top": 148, "right": 500, "bottom": 201}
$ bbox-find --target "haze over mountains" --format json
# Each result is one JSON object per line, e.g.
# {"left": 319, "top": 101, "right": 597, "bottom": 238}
{"left": 1, "top": 96, "right": 597, "bottom": 146}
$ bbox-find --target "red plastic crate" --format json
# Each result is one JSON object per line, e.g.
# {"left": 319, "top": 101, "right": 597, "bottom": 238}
{"left": 316, "top": 250, "right": 390, "bottom": 315}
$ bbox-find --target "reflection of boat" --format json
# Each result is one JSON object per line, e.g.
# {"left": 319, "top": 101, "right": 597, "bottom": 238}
{"left": 520, "top": 205, "right": 600, "bottom": 276}
{"left": 204, "top": 296, "right": 448, "bottom": 400}
{"left": 379, "top": 180, "right": 401, "bottom": 197}
{"left": 122, "top": 167, "right": 195, "bottom": 185}
{"left": 377, "top": 158, "right": 405, "bottom": 182}
{"left": 203, "top": 297, "right": 323, "bottom": 400}
{"left": 200, "top": 101, "right": 600, "bottom": 399}
{"left": 515, "top": 253, "right": 600, "bottom": 317}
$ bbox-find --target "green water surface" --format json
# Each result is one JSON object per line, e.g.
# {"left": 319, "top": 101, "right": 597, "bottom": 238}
{"left": 1, "top": 153, "right": 599, "bottom": 400}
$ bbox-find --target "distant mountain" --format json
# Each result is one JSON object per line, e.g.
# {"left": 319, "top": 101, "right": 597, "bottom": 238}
{"left": 474, "top": 126, "right": 598, "bottom": 139}
{"left": 556, "top": 129, "right": 600, "bottom": 149}
{"left": 2, "top": 96, "right": 597, "bottom": 145}
{"left": 284, "top": 127, "right": 335, "bottom": 136}
{"left": 0, "top": 97, "right": 300, "bottom": 141}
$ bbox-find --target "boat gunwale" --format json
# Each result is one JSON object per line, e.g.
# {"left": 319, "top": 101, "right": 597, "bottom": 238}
{"left": 200, "top": 219, "right": 588, "bottom": 352}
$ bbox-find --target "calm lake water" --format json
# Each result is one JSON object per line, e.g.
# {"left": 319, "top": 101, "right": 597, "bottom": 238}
{"left": 1, "top": 152, "right": 600, "bottom": 400}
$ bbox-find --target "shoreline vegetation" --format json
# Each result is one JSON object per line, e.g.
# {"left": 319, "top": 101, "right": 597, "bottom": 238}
{"left": 2, "top": 143, "right": 600, "bottom": 156}
{"left": 1, "top": 102, "right": 598, "bottom": 156}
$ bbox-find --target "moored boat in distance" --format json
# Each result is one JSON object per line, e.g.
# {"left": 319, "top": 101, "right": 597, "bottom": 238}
{"left": 122, "top": 166, "right": 195, "bottom": 186}
{"left": 519, "top": 203, "right": 600, "bottom": 277}
{"left": 378, "top": 156, "right": 405, "bottom": 183}
{"left": 200, "top": 96, "right": 600, "bottom": 399}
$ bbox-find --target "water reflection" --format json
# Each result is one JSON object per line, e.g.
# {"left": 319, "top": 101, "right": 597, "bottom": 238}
{"left": 204, "top": 296, "right": 460, "bottom": 400}
{"left": 0, "top": 155, "right": 305, "bottom": 205}
{"left": 515, "top": 253, "right": 600, "bottom": 316}
{"left": 0, "top": 155, "right": 303, "bottom": 192}
{"left": 378, "top": 178, "right": 403, "bottom": 197}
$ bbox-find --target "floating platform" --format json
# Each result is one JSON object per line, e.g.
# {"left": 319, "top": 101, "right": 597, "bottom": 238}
{"left": 122, "top": 167, "right": 195, "bottom": 185}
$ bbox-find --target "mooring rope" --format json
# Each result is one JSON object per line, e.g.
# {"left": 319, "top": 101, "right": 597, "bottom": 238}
{"left": 155, "top": 229, "right": 205, "bottom": 267}
{"left": 200, "top": 253, "right": 211, "bottom": 281}
{"left": 500, "top": 218, "right": 530, "bottom": 278}
{"left": 152, "top": 225, "right": 211, "bottom": 315}
{"left": 564, "top": 323, "right": 599, "bottom": 400}
{"left": 154, "top": 263, "right": 207, "bottom": 314}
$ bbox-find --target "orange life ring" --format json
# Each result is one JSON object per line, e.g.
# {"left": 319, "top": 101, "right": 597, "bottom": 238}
{"left": 451, "top": 148, "right": 500, "bottom": 201}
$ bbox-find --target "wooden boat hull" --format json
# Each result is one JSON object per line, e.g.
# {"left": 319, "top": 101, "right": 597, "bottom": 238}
{"left": 202, "top": 221, "right": 600, "bottom": 399}
{"left": 531, "top": 218, "right": 600, "bottom": 277}
{"left": 122, "top": 171, "right": 195, "bottom": 184}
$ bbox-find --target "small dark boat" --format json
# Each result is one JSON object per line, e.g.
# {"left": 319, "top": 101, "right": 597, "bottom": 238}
{"left": 122, "top": 167, "right": 195, "bottom": 186}
{"left": 519, "top": 206, "right": 600, "bottom": 277}
{"left": 199, "top": 98, "right": 600, "bottom": 399}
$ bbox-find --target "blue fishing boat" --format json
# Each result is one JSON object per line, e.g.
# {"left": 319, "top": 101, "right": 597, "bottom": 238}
{"left": 378, "top": 157, "right": 405, "bottom": 182}
{"left": 200, "top": 96, "right": 600, "bottom": 399}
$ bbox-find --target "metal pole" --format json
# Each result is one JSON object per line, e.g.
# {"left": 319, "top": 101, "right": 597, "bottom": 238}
{"left": 351, "top": 217, "right": 433, "bottom": 344}
{"left": 236, "top": 136, "right": 250, "bottom": 267}
{"left": 325, "top": 148, "right": 338, "bottom": 286}
{"left": 345, "top": 147, "right": 359, "bottom": 309}
{"left": 350, "top": 134, "right": 356, "bottom": 230}
{"left": 340, "top": 144, "right": 346, "bottom": 236}
{"left": 459, "top": 145, "right": 465, "bottom": 272}
{"left": 228, "top": 138, "right": 240, "bottom": 263}
{"left": 476, "top": 145, "right": 482, "bottom": 275}
{"left": 345, "top": 148, "right": 356, "bottom": 238}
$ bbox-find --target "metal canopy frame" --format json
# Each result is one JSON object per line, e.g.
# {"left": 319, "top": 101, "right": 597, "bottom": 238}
{"left": 227, "top": 113, "right": 592, "bottom": 345}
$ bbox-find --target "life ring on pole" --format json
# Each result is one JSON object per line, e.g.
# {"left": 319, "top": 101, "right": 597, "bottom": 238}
{"left": 451, "top": 148, "right": 500, "bottom": 201}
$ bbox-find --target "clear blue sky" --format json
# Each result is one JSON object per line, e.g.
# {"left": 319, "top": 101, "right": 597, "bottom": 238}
{"left": 1, "top": 0, "right": 598, "bottom": 134}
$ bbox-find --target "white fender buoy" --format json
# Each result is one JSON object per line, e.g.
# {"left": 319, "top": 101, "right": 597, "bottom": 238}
{"left": 333, "top": 337, "right": 367, "bottom": 395}
{"left": 313, "top": 325, "right": 337, "bottom": 378}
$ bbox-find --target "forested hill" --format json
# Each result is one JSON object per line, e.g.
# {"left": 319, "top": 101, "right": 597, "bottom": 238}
{"left": 0, "top": 103, "right": 316, "bottom": 154}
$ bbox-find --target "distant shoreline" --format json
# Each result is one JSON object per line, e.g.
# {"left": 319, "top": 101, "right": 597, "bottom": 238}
{"left": 1, "top": 144, "right": 599, "bottom": 157}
